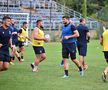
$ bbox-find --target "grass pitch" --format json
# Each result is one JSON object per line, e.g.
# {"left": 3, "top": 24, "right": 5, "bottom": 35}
{"left": 0, "top": 40, "right": 107, "bottom": 90}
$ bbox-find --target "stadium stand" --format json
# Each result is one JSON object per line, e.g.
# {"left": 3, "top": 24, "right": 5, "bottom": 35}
{"left": 0, "top": 0, "right": 99, "bottom": 30}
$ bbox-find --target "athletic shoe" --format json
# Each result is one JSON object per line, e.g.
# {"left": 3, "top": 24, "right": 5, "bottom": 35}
{"left": 62, "top": 75, "right": 69, "bottom": 78}
{"left": 31, "top": 64, "right": 38, "bottom": 72}
{"left": 21, "top": 59, "right": 24, "bottom": 62}
{"left": 79, "top": 69, "right": 84, "bottom": 76}
{"left": 102, "top": 72, "right": 107, "bottom": 82}
{"left": 78, "top": 65, "right": 88, "bottom": 71}
{"left": 60, "top": 60, "right": 64, "bottom": 66}
{"left": 10, "top": 62, "right": 15, "bottom": 65}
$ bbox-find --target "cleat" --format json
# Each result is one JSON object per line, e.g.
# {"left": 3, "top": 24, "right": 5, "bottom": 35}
{"left": 62, "top": 75, "right": 69, "bottom": 78}
{"left": 10, "top": 62, "right": 15, "bottom": 65}
{"left": 60, "top": 60, "right": 64, "bottom": 66}
{"left": 79, "top": 69, "right": 84, "bottom": 76}
{"left": 21, "top": 59, "right": 24, "bottom": 62}
{"left": 102, "top": 72, "right": 107, "bottom": 82}
{"left": 31, "top": 64, "right": 38, "bottom": 72}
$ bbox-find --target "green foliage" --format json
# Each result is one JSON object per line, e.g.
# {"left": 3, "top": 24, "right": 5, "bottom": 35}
{"left": 82, "top": 0, "right": 87, "bottom": 18}
{"left": 97, "top": 7, "right": 108, "bottom": 21}
{"left": 57, "top": 0, "right": 108, "bottom": 18}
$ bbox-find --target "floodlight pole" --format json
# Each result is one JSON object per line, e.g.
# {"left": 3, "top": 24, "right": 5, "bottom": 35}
{"left": 49, "top": 0, "right": 52, "bottom": 32}
{"left": 7, "top": 0, "right": 9, "bottom": 12}
{"left": 29, "top": 0, "right": 32, "bottom": 35}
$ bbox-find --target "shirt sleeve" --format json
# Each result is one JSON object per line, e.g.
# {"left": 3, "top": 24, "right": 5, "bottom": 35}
{"left": 85, "top": 26, "right": 89, "bottom": 33}
{"left": 14, "top": 27, "right": 18, "bottom": 32}
{"left": 18, "top": 29, "right": 22, "bottom": 34}
{"left": 71, "top": 24, "right": 77, "bottom": 32}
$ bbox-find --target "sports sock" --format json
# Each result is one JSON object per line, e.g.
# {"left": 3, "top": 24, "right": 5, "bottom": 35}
{"left": 64, "top": 70, "right": 68, "bottom": 76}
{"left": 17, "top": 50, "right": 21, "bottom": 53}
{"left": 11, "top": 56, "right": 15, "bottom": 61}
{"left": 12, "top": 56, "right": 15, "bottom": 60}
{"left": 78, "top": 66, "right": 83, "bottom": 71}
{"left": 17, "top": 57, "right": 21, "bottom": 61}
{"left": 21, "top": 56, "right": 23, "bottom": 59}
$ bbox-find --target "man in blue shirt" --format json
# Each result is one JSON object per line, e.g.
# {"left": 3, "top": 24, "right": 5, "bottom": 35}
{"left": 9, "top": 19, "right": 22, "bottom": 64}
{"left": 61, "top": 16, "right": 84, "bottom": 78}
{"left": 77, "top": 18, "right": 90, "bottom": 70}
{"left": 0, "top": 16, "right": 13, "bottom": 71}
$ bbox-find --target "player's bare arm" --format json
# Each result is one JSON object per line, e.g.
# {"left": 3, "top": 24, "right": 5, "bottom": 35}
{"left": 33, "top": 28, "right": 48, "bottom": 42}
{"left": 86, "top": 32, "right": 90, "bottom": 42}
{"left": 100, "top": 36, "right": 103, "bottom": 45}
{"left": 0, "top": 43, "right": 3, "bottom": 48}
{"left": 64, "top": 30, "right": 79, "bottom": 40}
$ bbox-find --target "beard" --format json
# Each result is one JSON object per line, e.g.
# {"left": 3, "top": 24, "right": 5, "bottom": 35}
{"left": 63, "top": 22, "right": 68, "bottom": 25}
{"left": 40, "top": 26, "right": 44, "bottom": 29}
{"left": 5, "top": 24, "right": 10, "bottom": 28}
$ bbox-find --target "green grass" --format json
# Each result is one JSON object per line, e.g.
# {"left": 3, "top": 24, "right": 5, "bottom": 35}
{"left": 0, "top": 40, "right": 108, "bottom": 90}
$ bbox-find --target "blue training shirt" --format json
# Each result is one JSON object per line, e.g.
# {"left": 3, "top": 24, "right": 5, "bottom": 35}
{"left": 0, "top": 26, "right": 12, "bottom": 52}
{"left": 9, "top": 24, "right": 18, "bottom": 40}
{"left": 77, "top": 24, "right": 89, "bottom": 44}
{"left": 62, "top": 23, "right": 77, "bottom": 43}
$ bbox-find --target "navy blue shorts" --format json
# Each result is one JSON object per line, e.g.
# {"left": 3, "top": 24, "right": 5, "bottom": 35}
{"left": 62, "top": 43, "right": 76, "bottom": 60}
{"left": 33, "top": 46, "right": 45, "bottom": 54}
{"left": 18, "top": 41, "right": 25, "bottom": 48}
{"left": 12, "top": 39, "right": 19, "bottom": 46}
{"left": 0, "top": 51, "right": 10, "bottom": 62}
{"left": 77, "top": 42, "right": 87, "bottom": 56}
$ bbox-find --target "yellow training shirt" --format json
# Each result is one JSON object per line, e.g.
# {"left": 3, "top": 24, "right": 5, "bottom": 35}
{"left": 102, "top": 30, "right": 108, "bottom": 51}
{"left": 18, "top": 28, "right": 28, "bottom": 42}
{"left": 32, "top": 27, "right": 44, "bottom": 46}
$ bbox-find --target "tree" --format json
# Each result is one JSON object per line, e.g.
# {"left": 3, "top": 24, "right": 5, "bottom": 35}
{"left": 57, "top": 0, "right": 108, "bottom": 18}
{"left": 82, "top": 0, "right": 87, "bottom": 18}
{"left": 97, "top": 7, "right": 108, "bottom": 22}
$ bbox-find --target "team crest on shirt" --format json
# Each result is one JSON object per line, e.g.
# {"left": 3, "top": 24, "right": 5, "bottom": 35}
{"left": 2, "top": 32, "right": 4, "bottom": 34}
{"left": 9, "top": 31, "right": 11, "bottom": 34}
{"left": 40, "top": 50, "right": 42, "bottom": 53}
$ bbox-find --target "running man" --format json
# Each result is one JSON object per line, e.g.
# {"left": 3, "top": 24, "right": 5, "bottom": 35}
{"left": 77, "top": 18, "right": 90, "bottom": 70}
{"left": 61, "top": 16, "right": 84, "bottom": 78}
{"left": 100, "top": 27, "right": 108, "bottom": 82}
{"left": 18, "top": 22, "right": 30, "bottom": 61}
{"left": 0, "top": 16, "right": 13, "bottom": 71}
{"left": 10, "top": 19, "right": 21, "bottom": 64}
{"left": 31, "top": 20, "right": 49, "bottom": 72}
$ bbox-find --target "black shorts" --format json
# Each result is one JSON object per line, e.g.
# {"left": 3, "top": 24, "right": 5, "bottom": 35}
{"left": 33, "top": 46, "right": 45, "bottom": 54}
{"left": 77, "top": 42, "right": 87, "bottom": 56}
{"left": 0, "top": 51, "right": 10, "bottom": 62}
{"left": 18, "top": 41, "right": 25, "bottom": 48}
{"left": 12, "top": 39, "right": 19, "bottom": 46}
{"left": 103, "top": 51, "right": 108, "bottom": 59}
{"left": 62, "top": 43, "right": 76, "bottom": 60}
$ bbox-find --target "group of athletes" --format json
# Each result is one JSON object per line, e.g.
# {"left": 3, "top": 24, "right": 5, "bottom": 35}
{"left": 0, "top": 15, "right": 108, "bottom": 82}
{"left": 0, "top": 16, "right": 49, "bottom": 73}
{"left": 0, "top": 16, "right": 30, "bottom": 71}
